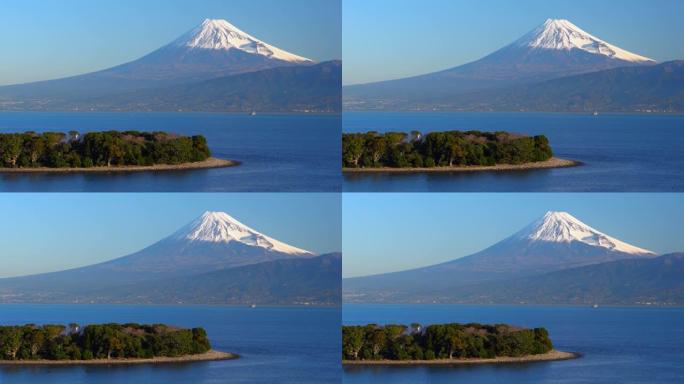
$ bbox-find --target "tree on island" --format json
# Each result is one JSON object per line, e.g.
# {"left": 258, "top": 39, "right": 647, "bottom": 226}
{"left": 342, "top": 130, "right": 553, "bottom": 168}
{"left": 342, "top": 322, "right": 554, "bottom": 361}
{"left": 0, "top": 323, "right": 211, "bottom": 361}
{"left": 0, "top": 131, "right": 211, "bottom": 169}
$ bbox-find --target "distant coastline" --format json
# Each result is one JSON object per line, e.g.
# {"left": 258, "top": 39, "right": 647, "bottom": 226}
{"left": 343, "top": 349, "right": 579, "bottom": 366}
{"left": 343, "top": 157, "right": 579, "bottom": 173}
{"left": 342, "top": 110, "right": 684, "bottom": 116}
{"left": 0, "top": 157, "right": 239, "bottom": 173}
{"left": 0, "top": 350, "right": 237, "bottom": 366}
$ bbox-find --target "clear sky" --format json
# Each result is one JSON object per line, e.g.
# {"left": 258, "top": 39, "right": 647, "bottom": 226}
{"left": 343, "top": 193, "right": 684, "bottom": 278}
{"left": 343, "top": 0, "right": 684, "bottom": 85}
{"left": 0, "top": 0, "right": 341, "bottom": 86}
{"left": 0, "top": 193, "right": 341, "bottom": 278}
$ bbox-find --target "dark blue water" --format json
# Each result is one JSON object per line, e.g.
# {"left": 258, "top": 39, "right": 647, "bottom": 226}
{"left": 343, "top": 112, "right": 684, "bottom": 192}
{"left": 0, "top": 112, "right": 341, "bottom": 192}
{"left": 343, "top": 304, "right": 684, "bottom": 384}
{"left": 0, "top": 305, "right": 340, "bottom": 384}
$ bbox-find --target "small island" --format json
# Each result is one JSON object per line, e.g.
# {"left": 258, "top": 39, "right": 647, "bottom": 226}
{"left": 342, "top": 130, "right": 578, "bottom": 172}
{"left": 0, "top": 323, "right": 237, "bottom": 365}
{"left": 342, "top": 322, "right": 578, "bottom": 365}
{"left": 0, "top": 131, "right": 238, "bottom": 173}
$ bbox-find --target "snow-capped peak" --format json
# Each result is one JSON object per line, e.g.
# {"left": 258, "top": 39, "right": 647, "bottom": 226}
{"left": 172, "top": 18, "right": 312, "bottom": 63}
{"left": 514, "top": 18, "right": 654, "bottom": 63}
{"left": 175, "top": 211, "right": 313, "bottom": 255}
{"left": 517, "top": 211, "right": 655, "bottom": 255}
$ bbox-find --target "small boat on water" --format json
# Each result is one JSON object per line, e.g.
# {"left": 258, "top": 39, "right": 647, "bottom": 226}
{"left": 593, "top": 111, "right": 599, "bottom": 116}
{"left": 250, "top": 304, "right": 257, "bottom": 308}
{"left": 592, "top": 304, "right": 599, "bottom": 308}
{"left": 250, "top": 111, "right": 257, "bottom": 116}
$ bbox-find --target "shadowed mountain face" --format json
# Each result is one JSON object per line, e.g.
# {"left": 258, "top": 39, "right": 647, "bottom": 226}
{"left": 0, "top": 212, "right": 340, "bottom": 305}
{"left": 88, "top": 253, "right": 342, "bottom": 305}
{"left": 344, "top": 19, "right": 657, "bottom": 109}
{"left": 428, "top": 60, "right": 684, "bottom": 112}
{"left": 80, "top": 60, "right": 342, "bottom": 112}
{"left": 344, "top": 211, "right": 658, "bottom": 302}
{"left": 0, "top": 18, "right": 336, "bottom": 112}
{"left": 428, "top": 253, "right": 684, "bottom": 305}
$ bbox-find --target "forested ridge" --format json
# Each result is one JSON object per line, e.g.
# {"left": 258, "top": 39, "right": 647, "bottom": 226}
{"left": 0, "top": 323, "right": 211, "bottom": 361}
{"left": 0, "top": 131, "right": 210, "bottom": 168}
{"left": 342, "top": 323, "right": 553, "bottom": 361}
{"left": 342, "top": 131, "right": 553, "bottom": 168}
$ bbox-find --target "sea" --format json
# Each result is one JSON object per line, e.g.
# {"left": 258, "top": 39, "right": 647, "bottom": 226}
{"left": 0, "top": 304, "right": 340, "bottom": 384}
{"left": 343, "top": 112, "right": 684, "bottom": 192}
{"left": 343, "top": 304, "right": 684, "bottom": 384}
{"left": 0, "top": 112, "right": 341, "bottom": 192}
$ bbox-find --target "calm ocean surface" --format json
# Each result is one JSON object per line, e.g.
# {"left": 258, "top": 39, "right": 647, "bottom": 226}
{"left": 0, "top": 305, "right": 340, "bottom": 384}
{"left": 343, "top": 112, "right": 684, "bottom": 192}
{"left": 0, "top": 112, "right": 341, "bottom": 192}
{"left": 343, "top": 304, "right": 684, "bottom": 384}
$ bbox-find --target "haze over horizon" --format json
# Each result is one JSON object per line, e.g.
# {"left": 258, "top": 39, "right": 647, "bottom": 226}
{"left": 343, "top": 194, "right": 684, "bottom": 278}
{"left": 0, "top": 0, "right": 341, "bottom": 86}
{"left": 0, "top": 193, "right": 341, "bottom": 278}
{"left": 343, "top": 0, "right": 684, "bottom": 85}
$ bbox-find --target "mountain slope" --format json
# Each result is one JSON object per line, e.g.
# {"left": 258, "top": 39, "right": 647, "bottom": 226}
{"left": 427, "top": 60, "right": 684, "bottom": 112}
{"left": 0, "top": 212, "right": 339, "bottom": 305}
{"left": 77, "top": 60, "right": 341, "bottom": 112}
{"left": 0, "top": 18, "right": 313, "bottom": 104}
{"left": 86, "top": 253, "right": 342, "bottom": 305}
{"left": 344, "top": 211, "right": 656, "bottom": 302}
{"left": 344, "top": 19, "right": 656, "bottom": 109}
{"left": 0, "top": 211, "right": 314, "bottom": 295}
{"left": 432, "top": 253, "right": 684, "bottom": 305}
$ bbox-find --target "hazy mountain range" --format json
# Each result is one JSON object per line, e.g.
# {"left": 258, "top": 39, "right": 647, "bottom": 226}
{"left": 0, "top": 211, "right": 341, "bottom": 305}
{"left": 81, "top": 60, "right": 341, "bottom": 113}
{"left": 344, "top": 211, "right": 682, "bottom": 305}
{"left": 426, "top": 61, "right": 684, "bottom": 112}
{"left": 344, "top": 19, "right": 682, "bottom": 112}
{"left": 0, "top": 19, "right": 340, "bottom": 112}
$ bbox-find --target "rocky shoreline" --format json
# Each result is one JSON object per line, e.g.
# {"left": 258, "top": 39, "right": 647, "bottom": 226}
{"left": 343, "top": 157, "right": 579, "bottom": 173}
{"left": 0, "top": 157, "right": 238, "bottom": 173}
{"left": 343, "top": 349, "right": 579, "bottom": 366}
{"left": 0, "top": 350, "right": 238, "bottom": 366}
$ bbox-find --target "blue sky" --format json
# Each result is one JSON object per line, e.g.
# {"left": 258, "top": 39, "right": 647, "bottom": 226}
{"left": 0, "top": 193, "right": 341, "bottom": 278}
{"left": 0, "top": 0, "right": 340, "bottom": 86}
{"left": 343, "top": 193, "right": 684, "bottom": 278}
{"left": 343, "top": 0, "right": 684, "bottom": 85}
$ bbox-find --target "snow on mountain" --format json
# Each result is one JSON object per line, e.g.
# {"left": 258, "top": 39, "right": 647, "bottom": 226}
{"left": 343, "top": 210, "right": 660, "bottom": 301}
{"left": 516, "top": 211, "right": 655, "bottom": 255}
{"left": 174, "top": 211, "right": 313, "bottom": 256}
{"left": 514, "top": 19, "right": 654, "bottom": 63}
{"left": 0, "top": 210, "right": 317, "bottom": 294}
{"left": 0, "top": 17, "right": 315, "bottom": 103}
{"left": 173, "top": 18, "right": 312, "bottom": 63}
{"left": 343, "top": 18, "right": 657, "bottom": 108}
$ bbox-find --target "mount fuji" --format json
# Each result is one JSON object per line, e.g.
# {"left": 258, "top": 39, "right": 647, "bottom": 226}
{"left": 0, "top": 211, "right": 340, "bottom": 305}
{"left": 344, "top": 19, "right": 660, "bottom": 110}
{"left": 0, "top": 19, "right": 340, "bottom": 112}
{"left": 344, "top": 211, "right": 658, "bottom": 302}
{"left": 1, "top": 19, "right": 311, "bottom": 96}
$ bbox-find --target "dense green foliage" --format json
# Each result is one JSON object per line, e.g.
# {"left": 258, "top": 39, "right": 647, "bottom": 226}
{"left": 0, "top": 131, "right": 210, "bottom": 168}
{"left": 0, "top": 323, "right": 211, "bottom": 360}
{"left": 342, "top": 131, "right": 552, "bottom": 168}
{"left": 342, "top": 323, "right": 553, "bottom": 361}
